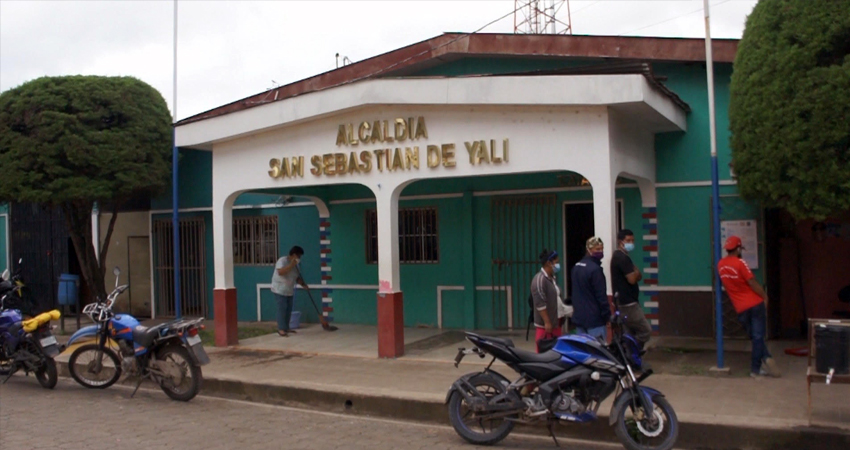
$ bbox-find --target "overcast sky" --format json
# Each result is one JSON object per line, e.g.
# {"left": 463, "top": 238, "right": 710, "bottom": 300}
{"left": 0, "top": 0, "right": 758, "bottom": 121}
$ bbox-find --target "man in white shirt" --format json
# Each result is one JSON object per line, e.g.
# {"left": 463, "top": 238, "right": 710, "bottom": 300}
{"left": 272, "top": 246, "right": 308, "bottom": 337}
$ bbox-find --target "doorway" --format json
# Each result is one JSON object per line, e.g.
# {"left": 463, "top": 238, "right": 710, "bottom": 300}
{"left": 127, "top": 236, "right": 152, "bottom": 318}
{"left": 563, "top": 201, "right": 622, "bottom": 298}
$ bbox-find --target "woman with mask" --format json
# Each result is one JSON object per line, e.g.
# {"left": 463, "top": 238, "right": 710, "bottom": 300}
{"left": 530, "top": 249, "right": 563, "bottom": 352}
{"left": 571, "top": 236, "right": 611, "bottom": 341}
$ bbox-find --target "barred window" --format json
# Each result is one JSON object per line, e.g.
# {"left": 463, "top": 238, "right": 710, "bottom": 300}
{"left": 233, "top": 216, "right": 279, "bottom": 265}
{"left": 366, "top": 208, "right": 439, "bottom": 264}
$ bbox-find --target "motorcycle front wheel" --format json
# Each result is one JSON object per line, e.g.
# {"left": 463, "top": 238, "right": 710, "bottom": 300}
{"left": 156, "top": 345, "right": 202, "bottom": 402}
{"left": 35, "top": 358, "right": 57, "bottom": 389}
{"left": 614, "top": 392, "right": 679, "bottom": 450}
{"left": 447, "top": 374, "right": 516, "bottom": 446}
{"left": 68, "top": 344, "right": 122, "bottom": 389}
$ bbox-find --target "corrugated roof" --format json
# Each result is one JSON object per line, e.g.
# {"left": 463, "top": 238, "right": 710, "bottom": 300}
{"left": 177, "top": 33, "right": 735, "bottom": 126}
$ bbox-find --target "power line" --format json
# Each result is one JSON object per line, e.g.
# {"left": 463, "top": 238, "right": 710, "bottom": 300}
{"left": 618, "top": 0, "right": 734, "bottom": 36}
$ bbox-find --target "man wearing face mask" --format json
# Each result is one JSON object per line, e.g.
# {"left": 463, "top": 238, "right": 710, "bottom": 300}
{"left": 718, "top": 236, "right": 781, "bottom": 378}
{"left": 530, "top": 249, "right": 563, "bottom": 352}
{"left": 611, "top": 229, "right": 652, "bottom": 349}
{"left": 571, "top": 237, "right": 611, "bottom": 341}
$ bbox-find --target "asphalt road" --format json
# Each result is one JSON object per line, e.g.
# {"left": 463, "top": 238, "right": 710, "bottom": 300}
{"left": 0, "top": 376, "right": 628, "bottom": 450}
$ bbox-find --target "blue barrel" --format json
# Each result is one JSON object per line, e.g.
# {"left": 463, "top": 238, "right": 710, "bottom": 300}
{"left": 58, "top": 274, "right": 80, "bottom": 306}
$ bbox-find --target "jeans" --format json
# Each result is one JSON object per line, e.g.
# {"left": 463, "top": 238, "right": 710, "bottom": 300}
{"left": 576, "top": 325, "right": 607, "bottom": 342}
{"left": 276, "top": 294, "right": 294, "bottom": 332}
{"left": 619, "top": 302, "right": 652, "bottom": 348}
{"left": 738, "top": 301, "right": 771, "bottom": 374}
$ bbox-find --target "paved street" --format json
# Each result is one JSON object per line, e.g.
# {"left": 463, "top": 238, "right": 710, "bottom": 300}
{"left": 0, "top": 377, "right": 625, "bottom": 450}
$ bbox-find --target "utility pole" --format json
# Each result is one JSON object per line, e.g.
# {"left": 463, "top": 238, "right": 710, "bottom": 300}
{"left": 704, "top": 0, "right": 725, "bottom": 372}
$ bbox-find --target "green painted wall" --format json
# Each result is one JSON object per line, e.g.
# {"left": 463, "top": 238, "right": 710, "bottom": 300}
{"left": 232, "top": 203, "right": 321, "bottom": 322}
{"left": 654, "top": 63, "right": 735, "bottom": 183}
{"left": 312, "top": 172, "right": 649, "bottom": 329}
{"left": 656, "top": 185, "right": 764, "bottom": 287}
{"left": 151, "top": 148, "right": 213, "bottom": 210}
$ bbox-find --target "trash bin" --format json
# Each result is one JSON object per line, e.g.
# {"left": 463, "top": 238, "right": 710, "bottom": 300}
{"left": 815, "top": 324, "right": 850, "bottom": 375}
{"left": 289, "top": 311, "right": 301, "bottom": 330}
{"left": 58, "top": 274, "right": 80, "bottom": 306}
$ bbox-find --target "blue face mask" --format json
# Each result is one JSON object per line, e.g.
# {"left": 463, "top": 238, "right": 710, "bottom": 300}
{"left": 553, "top": 263, "right": 561, "bottom": 273}
{"left": 624, "top": 243, "right": 635, "bottom": 252}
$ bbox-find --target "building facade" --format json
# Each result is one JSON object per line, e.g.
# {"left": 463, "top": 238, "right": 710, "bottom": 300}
{"left": 6, "top": 34, "right": 849, "bottom": 356}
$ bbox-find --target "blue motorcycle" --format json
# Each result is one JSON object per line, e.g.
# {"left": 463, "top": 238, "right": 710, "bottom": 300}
{"left": 66, "top": 267, "right": 209, "bottom": 401}
{"left": 0, "top": 263, "right": 61, "bottom": 389}
{"left": 447, "top": 312, "right": 678, "bottom": 450}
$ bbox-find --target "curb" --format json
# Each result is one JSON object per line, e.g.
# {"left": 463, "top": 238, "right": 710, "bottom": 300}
{"left": 57, "top": 361, "right": 850, "bottom": 450}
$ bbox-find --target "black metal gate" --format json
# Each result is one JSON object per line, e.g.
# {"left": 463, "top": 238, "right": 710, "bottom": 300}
{"left": 152, "top": 217, "right": 207, "bottom": 317}
{"left": 491, "top": 195, "right": 558, "bottom": 329}
{"left": 9, "top": 203, "right": 72, "bottom": 313}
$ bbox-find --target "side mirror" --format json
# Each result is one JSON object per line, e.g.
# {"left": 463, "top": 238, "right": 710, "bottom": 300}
{"left": 113, "top": 267, "right": 121, "bottom": 287}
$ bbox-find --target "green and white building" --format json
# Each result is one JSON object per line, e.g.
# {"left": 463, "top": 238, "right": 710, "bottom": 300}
{"left": 9, "top": 33, "right": 848, "bottom": 357}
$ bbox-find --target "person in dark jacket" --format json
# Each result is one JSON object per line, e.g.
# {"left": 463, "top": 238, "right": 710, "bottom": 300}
{"left": 571, "top": 236, "right": 611, "bottom": 341}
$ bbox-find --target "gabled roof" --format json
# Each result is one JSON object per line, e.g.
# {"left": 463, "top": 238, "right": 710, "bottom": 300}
{"left": 176, "top": 33, "right": 737, "bottom": 126}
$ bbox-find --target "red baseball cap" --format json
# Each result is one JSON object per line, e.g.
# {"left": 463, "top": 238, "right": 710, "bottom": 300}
{"left": 724, "top": 236, "right": 743, "bottom": 251}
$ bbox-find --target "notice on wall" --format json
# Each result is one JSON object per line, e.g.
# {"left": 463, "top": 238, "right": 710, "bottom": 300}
{"left": 720, "top": 220, "right": 759, "bottom": 269}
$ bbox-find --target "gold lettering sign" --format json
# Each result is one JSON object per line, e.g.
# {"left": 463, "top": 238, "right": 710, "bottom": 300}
{"left": 270, "top": 116, "right": 509, "bottom": 180}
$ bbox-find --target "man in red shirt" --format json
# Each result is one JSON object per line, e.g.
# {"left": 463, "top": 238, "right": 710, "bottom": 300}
{"left": 717, "top": 236, "right": 780, "bottom": 378}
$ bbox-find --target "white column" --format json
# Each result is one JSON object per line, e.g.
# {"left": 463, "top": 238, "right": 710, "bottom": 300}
{"left": 636, "top": 177, "right": 657, "bottom": 208}
{"left": 373, "top": 186, "right": 403, "bottom": 293}
{"left": 91, "top": 203, "right": 100, "bottom": 262}
{"left": 590, "top": 171, "right": 618, "bottom": 295}
{"left": 212, "top": 190, "right": 238, "bottom": 289}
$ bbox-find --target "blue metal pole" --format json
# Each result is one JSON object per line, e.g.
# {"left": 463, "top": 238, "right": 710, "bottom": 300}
{"left": 704, "top": 0, "right": 723, "bottom": 369}
{"left": 172, "top": 0, "right": 181, "bottom": 319}
{"left": 711, "top": 155, "right": 724, "bottom": 369}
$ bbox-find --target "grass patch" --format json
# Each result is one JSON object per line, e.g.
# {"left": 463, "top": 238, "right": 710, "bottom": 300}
{"left": 200, "top": 326, "right": 275, "bottom": 346}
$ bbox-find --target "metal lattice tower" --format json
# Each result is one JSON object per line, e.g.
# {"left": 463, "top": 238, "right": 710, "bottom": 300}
{"left": 514, "top": 0, "right": 572, "bottom": 35}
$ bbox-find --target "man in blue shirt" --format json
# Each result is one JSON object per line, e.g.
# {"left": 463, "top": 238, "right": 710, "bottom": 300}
{"left": 571, "top": 236, "right": 611, "bottom": 341}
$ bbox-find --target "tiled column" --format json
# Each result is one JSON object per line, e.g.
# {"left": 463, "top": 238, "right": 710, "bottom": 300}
{"left": 319, "top": 218, "right": 333, "bottom": 322}
{"left": 641, "top": 207, "right": 660, "bottom": 335}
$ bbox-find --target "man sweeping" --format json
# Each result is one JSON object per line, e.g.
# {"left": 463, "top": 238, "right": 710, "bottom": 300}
{"left": 272, "top": 246, "right": 309, "bottom": 337}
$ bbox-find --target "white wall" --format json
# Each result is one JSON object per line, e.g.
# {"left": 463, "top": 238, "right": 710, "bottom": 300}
{"left": 99, "top": 212, "right": 151, "bottom": 316}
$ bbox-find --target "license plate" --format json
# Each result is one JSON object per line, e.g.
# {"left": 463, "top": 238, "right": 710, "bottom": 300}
{"left": 186, "top": 334, "right": 201, "bottom": 346}
{"left": 40, "top": 335, "right": 57, "bottom": 347}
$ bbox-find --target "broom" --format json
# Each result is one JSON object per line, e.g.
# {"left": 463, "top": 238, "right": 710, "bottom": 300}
{"left": 295, "top": 265, "right": 338, "bottom": 332}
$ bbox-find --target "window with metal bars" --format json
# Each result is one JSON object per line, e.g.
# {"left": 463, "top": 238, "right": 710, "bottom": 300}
{"left": 233, "top": 216, "right": 279, "bottom": 265}
{"left": 366, "top": 208, "right": 439, "bottom": 264}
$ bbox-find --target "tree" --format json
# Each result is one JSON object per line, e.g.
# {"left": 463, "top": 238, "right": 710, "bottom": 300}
{"left": 729, "top": 0, "right": 850, "bottom": 220}
{"left": 0, "top": 75, "right": 172, "bottom": 303}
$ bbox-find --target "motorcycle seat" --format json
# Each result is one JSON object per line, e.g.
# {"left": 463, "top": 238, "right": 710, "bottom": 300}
{"left": 466, "top": 332, "right": 515, "bottom": 348}
{"left": 511, "top": 347, "right": 562, "bottom": 363}
{"left": 132, "top": 323, "right": 172, "bottom": 348}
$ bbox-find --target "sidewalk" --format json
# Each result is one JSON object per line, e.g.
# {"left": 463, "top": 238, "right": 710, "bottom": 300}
{"left": 56, "top": 321, "right": 850, "bottom": 450}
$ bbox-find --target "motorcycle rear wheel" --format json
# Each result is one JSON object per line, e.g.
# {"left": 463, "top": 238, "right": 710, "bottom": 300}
{"left": 156, "top": 345, "right": 202, "bottom": 402}
{"left": 35, "top": 358, "right": 57, "bottom": 389}
{"left": 68, "top": 344, "right": 122, "bottom": 389}
{"left": 447, "top": 374, "right": 516, "bottom": 446}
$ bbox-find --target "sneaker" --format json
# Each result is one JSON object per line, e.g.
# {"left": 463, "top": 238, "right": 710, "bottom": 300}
{"left": 762, "top": 357, "right": 781, "bottom": 378}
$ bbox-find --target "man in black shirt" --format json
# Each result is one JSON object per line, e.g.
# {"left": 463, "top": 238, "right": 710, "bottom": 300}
{"left": 611, "top": 229, "right": 652, "bottom": 349}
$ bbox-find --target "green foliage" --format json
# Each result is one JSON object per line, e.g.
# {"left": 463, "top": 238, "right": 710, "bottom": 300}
{"left": 729, "top": 0, "right": 850, "bottom": 221}
{"left": 0, "top": 75, "right": 173, "bottom": 206}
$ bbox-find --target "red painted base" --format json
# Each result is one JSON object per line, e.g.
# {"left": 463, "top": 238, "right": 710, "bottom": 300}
{"left": 214, "top": 288, "right": 239, "bottom": 347}
{"left": 377, "top": 291, "right": 404, "bottom": 358}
